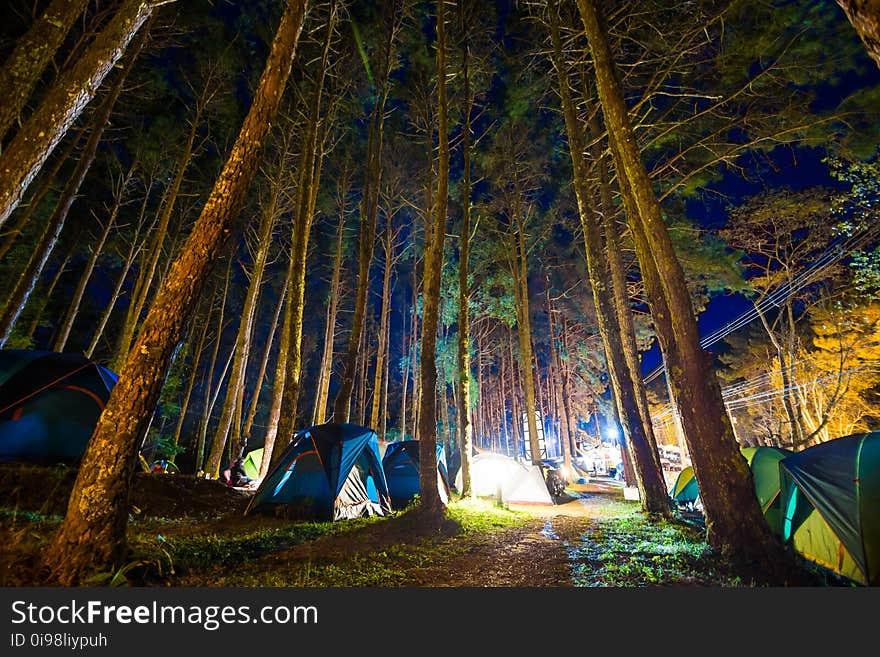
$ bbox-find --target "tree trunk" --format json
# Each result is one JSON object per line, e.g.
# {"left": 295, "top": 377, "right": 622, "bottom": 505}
{"left": 276, "top": 3, "right": 337, "bottom": 449}
{"left": 23, "top": 240, "right": 76, "bottom": 343}
{"left": 417, "top": 0, "right": 449, "bottom": 516}
{"left": 0, "top": 31, "right": 144, "bottom": 346}
{"left": 0, "top": 0, "right": 91, "bottom": 143}
{"left": 0, "top": 130, "right": 83, "bottom": 261}
{"left": 370, "top": 206, "right": 394, "bottom": 429}
{"left": 577, "top": 0, "right": 774, "bottom": 554}
{"left": 205, "top": 171, "right": 282, "bottom": 477}
{"left": 241, "top": 274, "right": 288, "bottom": 450}
{"left": 836, "top": 1, "right": 880, "bottom": 68}
{"left": 171, "top": 299, "right": 212, "bottom": 458}
{"left": 54, "top": 162, "right": 136, "bottom": 352}
{"left": 313, "top": 192, "right": 347, "bottom": 425}
{"left": 0, "top": 0, "right": 156, "bottom": 227}
{"left": 332, "top": 5, "right": 400, "bottom": 422}
{"left": 113, "top": 97, "right": 204, "bottom": 371}
{"left": 41, "top": 0, "right": 308, "bottom": 585}
{"left": 550, "top": 6, "right": 667, "bottom": 511}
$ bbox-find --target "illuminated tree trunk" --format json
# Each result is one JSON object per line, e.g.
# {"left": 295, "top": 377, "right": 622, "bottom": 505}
{"left": 242, "top": 273, "right": 288, "bottom": 450}
{"left": 370, "top": 206, "right": 394, "bottom": 431}
{"left": 0, "top": 0, "right": 91, "bottom": 142}
{"left": 113, "top": 92, "right": 204, "bottom": 371}
{"left": 0, "top": 30, "right": 144, "bottom": 346}
{"left": 313, "top": 190, "right": 347, "bottom": 425}
{"left": 0, "top": 0, "right": 156, "bottom": 227}
{"left": 550, "top": 7, "right": 668, "bottom": 511}
{"left": 276, "top": 3, "right": 337, "bottom": 452}
{"left": 205, "top": 173, "right": 282, "bottom": 477}
{"left": 41, "top": 0, "right": 308, "bottom": 584}
{"left": 578, "top": 0, "right": 775, "bottom": 553}
{"left": 0, "top": 131, "right": 82, "bottom": 261}
{"left": 417, "top": 0, "right": 449, "bottom": 516}
{"left": 23, "top": 241, "right": 76, "bottom": 342}
{"left": 333, "top": 4, "right": 401, "bottom": 422}
{"left": 836, "top": 1, "right": 880, "bottom": 68}
{"left": 171, "top": 301, "right": 212, "bottom": 456}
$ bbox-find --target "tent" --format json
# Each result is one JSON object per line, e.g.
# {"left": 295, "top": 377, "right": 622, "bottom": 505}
{"left": 381, "top": 440, "right": 450, "bottom": 510}
{"left": 669, "top": 466, "right": 699, "bottom": 507}
{"left": 669, "top": 446, "right": 793, "bottom": 518}
{"left": 779, "top": 431, "right": 880, "bottom": 586}
{"left": 740, "top": 446, "right": 792, "bottom": 535}
{"left": 454, "top": 451, "right": 553, "bottom": 505}
{"left": 245, "top": 423, "right": 392, "bottom": 521}
{"left": 241, "top": 447, "right": 264, "bottom": 480}
{"left": 0, "top": 350, "right": 118, "bottom": 464}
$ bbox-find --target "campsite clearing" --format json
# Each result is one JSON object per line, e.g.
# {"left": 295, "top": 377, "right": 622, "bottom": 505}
{"left": 0, "top": 463, "right": 838, "bottom": 587}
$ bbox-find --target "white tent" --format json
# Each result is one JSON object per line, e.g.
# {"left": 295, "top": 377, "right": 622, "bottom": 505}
{"left": 455, "top": 451, "right": 553, "bottom": 505}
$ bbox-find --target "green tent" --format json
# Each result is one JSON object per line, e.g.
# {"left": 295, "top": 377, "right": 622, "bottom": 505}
{"left": 669, "top": 446, "right": 793, "bottom": 531}
{"left": 670, "top": 466, "right": 699, "bottom": 506}
{"left": 740, "top": 446, "right": 792, "bottom": 535}
{"left": 241, "top": 447, "right": 263, "bottom": 480}
{"left": 779, "top": 431, "right": 880, "bottom": 586}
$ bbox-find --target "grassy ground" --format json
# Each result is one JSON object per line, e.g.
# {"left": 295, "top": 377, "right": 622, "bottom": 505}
{"left": 0, "top": 465, "right": 847, "bottom": 587}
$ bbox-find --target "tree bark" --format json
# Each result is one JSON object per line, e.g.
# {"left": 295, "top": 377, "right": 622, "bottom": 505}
{"left": 40, "top": 0, "right": 308, "bottom": 585}
{"left": 417, "top": 0, "right": 449, "bottom": 516}
{"left": 332, "top": 4, "right": 400, "bottom": 422}
{"left": 578, "top": 0, "right": 775, "bottom": 553}
{"left": 0, "top": 0, "right": 156, "bottom": 227}
{"left": 275, "top": 3, "right": 337, "bottom": 451}
{"left": 0, "top": 31, "right": 143, "bottom": 346}
{"left": 836, "top": 1, "right": 880, "bottom": 68}
{"left": 312, "top": 195, "right": 346, "bottom": 425}
{"left": 205, "top": 172, "right": 283, "bottom": 477}
{"left": 0, "top": 0, "right": 91, "bottom": 143}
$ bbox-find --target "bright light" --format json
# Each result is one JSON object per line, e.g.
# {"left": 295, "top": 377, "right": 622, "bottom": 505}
{"left": 604, "top": 422, "right": 621, "bottom": 443}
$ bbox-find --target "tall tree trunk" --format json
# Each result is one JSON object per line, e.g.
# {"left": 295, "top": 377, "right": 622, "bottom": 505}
{"left": 276, "top": 3, "right": 337, "bottom": 450}
{"left": 171, "top": 300, "right": 212, "bottom": 458}
{"left": 313, "top": 192, "right": 347, "bottom": 425}
{"left": 0, "top": 0, "right": 156, "bottom": 227}
{"left": 113, "top": 99, "right": 205, "bottom": 370}
{"left": 0, "top": 31, "right": 144, "bottom": 346}
{"left": 205, "top": 174, "right": 283, "bottom": 477}
{"left": 0, "top": 130, "right": 83, "bottom": 261}
{"left": 54, "top": 162, "right": 136, "bottom": 352}
{"left": 549, "top": 9, "right": 667, "bottom": 511}
{"left": 260, "top": 263, "right": 295, "bottom": 477}
{"left": 417, "top": 0, "right": 450, "bottom": 516}
{"left": 241, "top": 274, "right": 288, "bottom": 449}
{"left": 195, "top": 258, "right": 232, "bottom": 473}
{"left": 0, "top": 0, "right": 91, "bottom": 143}
{"left": 512, "top": 215, "right": 541, "bottom": 464}
{"left": 577, "top": 0, "right": 774, "bottom": 554}
{"left": 332, "top": 4, "right": 401, "bottom": 421}
{"left": 370, "top": 205, "right": 394, "bottom": 429}
{"left": 836, "top": 1, "right": 880, "bottom": 68}
{"left": 41, "top": 0, "right": 308, "bottom": 585}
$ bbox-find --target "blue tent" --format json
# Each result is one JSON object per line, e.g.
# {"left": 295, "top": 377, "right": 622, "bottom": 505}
{"left": 245, "top": 423, "right": 392, "bottom": 521}
{"left": 0, "top": 350, "right": 117, "bottom": 464}
{"left": 381, "top": 440, "right": 450, "bottom": 510}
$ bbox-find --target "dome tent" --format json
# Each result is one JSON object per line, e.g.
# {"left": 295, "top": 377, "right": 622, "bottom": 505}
{"left": 245, "top": 423, "right": 392, "bottom": 521}
{"left": 455, "top": 451, "right": 553, "bottom": 505}
{"left": 779, "top": 431, "right": 880, "bottom": 586}
{"left": 381, "top": 440, "right": 450, "bottom": 510}
{"left": 0, "top": 350, "right": 117, "bottom": 464}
